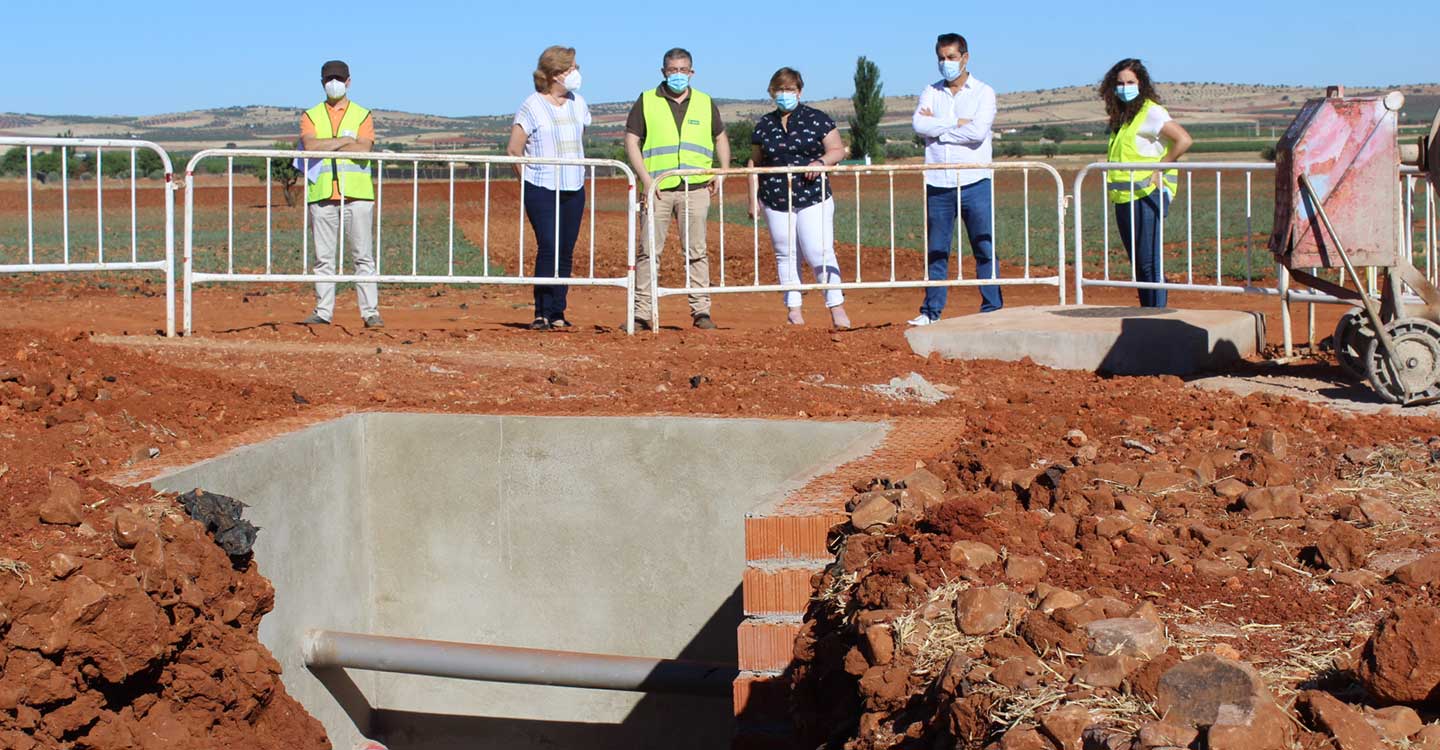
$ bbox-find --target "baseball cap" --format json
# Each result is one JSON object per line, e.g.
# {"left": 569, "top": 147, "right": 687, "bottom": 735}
{"left": 320, "top": 60, "right": 350, "bottom": 81}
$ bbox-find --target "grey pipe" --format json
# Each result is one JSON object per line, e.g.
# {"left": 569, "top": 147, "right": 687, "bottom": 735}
{"left": 303, "top": 629, "right": 737, "bottom": 698}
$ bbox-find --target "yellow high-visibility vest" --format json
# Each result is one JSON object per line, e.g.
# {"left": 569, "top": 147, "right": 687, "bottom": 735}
{"left": 304, "top": 102, "right": 374, "bottom": 203}
{"left": 1106, "top": 99, "right": 1178, "bottom": 204}
{"left": 641, "top": 88, "right": 715, "bottom": 190}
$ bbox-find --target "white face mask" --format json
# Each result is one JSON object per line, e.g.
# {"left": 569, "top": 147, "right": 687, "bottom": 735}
{"left": 562, "top": 70, "right": 582, "bottom": 92}
{"left": 324, "top": 79, "right": 348, "bottom": 100}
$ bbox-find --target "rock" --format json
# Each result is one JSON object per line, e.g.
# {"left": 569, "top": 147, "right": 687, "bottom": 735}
{"left": 1414, "top": 725, "right": 1440, "bottom": 750}
{"left": 1073, "top": 445, "right": 1099, "bottom": 465}
{"left": 1039, "top": 705, "right": 1090, "bottom": 750}
{"left": 991, "top": 657, "right": 1039, "bottom": 689}
{"left": 38, "top": 477, "right": 85, "bottom": 526}
{"left": 1005, "top": 555, "right": 1047, "bottom": 585}
{"left": 955, "top": 587, "right": 1013, "bottom": 636}
{"left": 1211, "top": 477, "right": 1248, "bottom": 501}
{"left": 1299, "top": 691, "right": 1383, "bottom": 750}
{"left": 1046, "top": 513, "right": 1077, "bottom": 541}
{"left": 1020, "top": 611, "right": 1087, "bottom": 655}
{"left": 998, "top": 726, "right": 1052, "bottom": 750}
{"left": 1358, "top": 497, "right": 1403, "bottom": 525}
{"left": 950, "top": 540, "right": 999, "bottom": 569}
{"left": 850, "top": 494, "right": 897, "bottom": 531}
{"left": 1258, "top": 429, "right": 1288, "bottom": 460}
{"left": 1136, "top": 720, "right": 1198, "bottom": 749}
{"left": 1085, "top": 617, "right": 1168, "bottom": 659}
{"left": 900, "top": 468, "right": 947, "bottom": 509}
{"left": 1239, "top": 486, "right": 1304, "bottom": 520}
{"left": 1358, "top": 606, "right": 1440, "bottom": 704}
{"left": 1367, "top": 549, "right": 1427, "bottom": 576}
{"left": 1075, "top": 653, "right": 1137, "bottom": 688}
{"left": 1139, "top": 472, "right": 1191, "bottom": 493}
{"left": 1039, "top": 589, "right": 1084, "bottom": 615}
{"left": 1363, "top": 705, "right": 1422, "bottom": 742}
{"left": 1193, "top": 558, "right": 1238, "bottom": 578}
{"left": 857, "top": 664, "right": 909, "bottom": 712}
{"left": 1206, "top": 700, "right": 1294, "bottom": 750}
{"left": 48, "top": 554, "right": 80, "bottom": 580}
{"left": 1316, "top": 522, "right": 1372, "bottom": 571}
{"left": 1095, "top": 515, "right": 1135, "bottom": 538}
{"left": 1391, "top": 553, "right": 1440, "bottom": 588}
{"left": 1155, "top": 654, "right": 1275, "bottom": 729}
{"left": 863, "top": 624, "right": 894, "bottom": 666}
{"left": 1064, "top": 429, "right": 1088, "bottom": 447}
{"left": 111, "top": 510, "right": 146, "bottom": 549}
{"left": 1329, "top": 569, "right": 1382, "bottom": 588}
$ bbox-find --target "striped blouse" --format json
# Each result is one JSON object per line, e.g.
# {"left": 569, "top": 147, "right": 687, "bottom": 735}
{"left": 513, "top": 92, "right": 592, "bottom": 191}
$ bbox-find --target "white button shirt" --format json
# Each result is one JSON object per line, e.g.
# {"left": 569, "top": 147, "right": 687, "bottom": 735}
{"left": 912, "top": 75, "right": 996, "bottom": 188}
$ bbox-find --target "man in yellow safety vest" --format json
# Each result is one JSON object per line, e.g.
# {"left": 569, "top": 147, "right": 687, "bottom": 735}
{"left": 624, "top": 47, "right": 730, "bottom": 330}
{"left": 299, "top": 59, "right": 383, "bottom": 328}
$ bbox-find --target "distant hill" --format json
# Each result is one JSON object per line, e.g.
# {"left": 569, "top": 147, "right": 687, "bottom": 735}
{"left": 3, "top": 82, "right": 1436, "bottom": 153}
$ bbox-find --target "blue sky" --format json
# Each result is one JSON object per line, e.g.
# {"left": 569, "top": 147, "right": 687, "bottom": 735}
{"left": 2, "top": 1, "right": 1431, "bottom": 117}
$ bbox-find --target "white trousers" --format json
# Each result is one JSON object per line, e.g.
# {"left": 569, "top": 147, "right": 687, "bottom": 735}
{"left": 763, "top": 198, "right": 844, "bottom": 309}
{"left": 309, "top": 200, "right": 378, "bottom": 320}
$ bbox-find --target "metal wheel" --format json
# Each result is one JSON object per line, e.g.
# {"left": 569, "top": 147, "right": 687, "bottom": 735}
{"left": 1363, "top": 318, "right": 1440, "bottom": 404}
{"left": 1332, "top": 308, "right": 1374, "bottom": 380}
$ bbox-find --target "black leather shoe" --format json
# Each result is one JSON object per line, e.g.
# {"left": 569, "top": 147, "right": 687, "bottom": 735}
{"left": 692, "top": 314, "right": 716, "bottom": 330}
{"left": 528, "top": 317, "right": 551, "bottom": 331}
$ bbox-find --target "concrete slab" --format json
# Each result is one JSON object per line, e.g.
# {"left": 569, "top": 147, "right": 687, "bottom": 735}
{"left": 138, "top": 413, "right": 886, "bottom": 750}
{"left": 905, "top": 305, "right": 1266, "bottom": 375}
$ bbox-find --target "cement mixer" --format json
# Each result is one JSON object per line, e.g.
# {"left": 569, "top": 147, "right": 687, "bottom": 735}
{"left": 1269, "top": 87, "right": 1440, "bottom": 404}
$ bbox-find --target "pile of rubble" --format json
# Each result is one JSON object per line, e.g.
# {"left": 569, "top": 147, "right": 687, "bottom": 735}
{"left": 793, "top": 432, "right": 1440, "bottom": 749}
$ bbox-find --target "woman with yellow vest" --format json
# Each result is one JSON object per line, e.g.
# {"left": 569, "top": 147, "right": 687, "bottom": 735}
{"left": 1101, "top": 59, "right": 1192, "bottom": 308}
{"left": 507, "top": 45, "right": 591, "bottom": 331}
{"left": 299, "top": 59, "right": 381, "bottom": 328}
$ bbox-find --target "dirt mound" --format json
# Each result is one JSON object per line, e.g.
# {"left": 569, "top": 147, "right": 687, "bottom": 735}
{"left": 792, "top": 423, "right": 1440, "bottom": 748}
{"left": 0, "top": 476, "right": 328, "bottom": 749}
{"left": 1, "top": 328, "right": 327, "bottom": 749}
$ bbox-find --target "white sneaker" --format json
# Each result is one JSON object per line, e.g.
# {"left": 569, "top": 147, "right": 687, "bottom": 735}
{"left": 907, "top": 315, "right": 935, "bottom": 327}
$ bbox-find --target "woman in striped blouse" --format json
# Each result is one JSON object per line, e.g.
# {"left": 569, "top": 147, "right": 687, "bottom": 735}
{"left": 507, "top": 45, "right": 591, "bottom": 330}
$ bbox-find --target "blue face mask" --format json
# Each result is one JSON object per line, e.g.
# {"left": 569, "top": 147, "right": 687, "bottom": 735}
{"left": 1116, "top": 83, "right": 1140, "bottom": 103}
{"left": 938, "top": 60, "right": 963, "bottom": 82}
{"left": 666, "top": 73, "right": 690, "bottom": 93}
{"left": 775, "top": 92, "right": 799, "bottom": 112}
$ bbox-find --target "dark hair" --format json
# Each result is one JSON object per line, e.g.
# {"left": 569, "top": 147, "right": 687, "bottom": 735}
{"left": 767, "top": 67, "right": 804, "bottom": 95}
{"left": 935, "top": 33, "right": 968, "bottom": 55}
{"left": 1100, "top": 58, "right": 1160, "bottom": 132}
{"left": 662, "top": 47, "right": 692, "bottom": 69}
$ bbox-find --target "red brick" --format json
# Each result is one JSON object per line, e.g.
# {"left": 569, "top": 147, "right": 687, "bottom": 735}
{"left": 738, "top": 619, "right": 803, "bottom": 672}
{"left": 744, "top": 514, "right": 843, "bottom": 561}
{"left": 733, "top": 671, "right": 792, "bottom": 721}
{"left": 742, "top": 566, "right": 819, "bottom": 616}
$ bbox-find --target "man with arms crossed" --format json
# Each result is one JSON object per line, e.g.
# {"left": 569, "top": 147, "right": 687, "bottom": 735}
{"left": 910, "top": 34, "right": 1000, "bottom": 325}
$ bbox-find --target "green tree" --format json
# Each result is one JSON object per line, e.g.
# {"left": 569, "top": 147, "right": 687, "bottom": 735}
{"left": 1042, "top": 125, "right": 1068, "bottom": 144}
{"left": 0, "top": 147, "right": 26, "bottom": 176}
{"left": 726, "top": 120, "right": 754, "bottom": 164}
{"left": 848, "top": 56, "right": 885, "bottom": 162}
{"left": 1000, "top": 140, "right": 1026, "bottom": 158}
{"left": 269, "top": 142, "right": 302, "bottom": 207}
{"left": 1038, "top": 142, "right": 1059, "bottom": 159}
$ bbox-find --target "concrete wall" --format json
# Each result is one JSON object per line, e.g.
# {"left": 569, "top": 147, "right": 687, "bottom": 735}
{"left": 142, "top": 413, "right": 885, "bottom": 750}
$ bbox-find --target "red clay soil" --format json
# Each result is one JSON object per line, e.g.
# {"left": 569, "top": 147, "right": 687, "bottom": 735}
{"left": 0, "top": 271, "right": 1436, "bottom": 749}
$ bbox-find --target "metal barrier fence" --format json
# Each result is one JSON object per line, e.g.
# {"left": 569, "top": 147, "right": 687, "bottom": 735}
{"left": 643, "top": 162, "right": 1067, "bottom": 330}
{"left": 0, "top": 136, "right": 176, "bottom": 336}
{"left": 182, "top": 149, "right": 637, "bottom": 334}
{"left": 1072, "top": 161, "right": 1438, "bottom": 354}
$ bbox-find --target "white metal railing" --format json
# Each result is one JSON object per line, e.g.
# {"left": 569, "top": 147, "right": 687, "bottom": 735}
{"left": 1072, "top": 161, "right": 1437, "bottom": 354}
{"left": 182, "top": 149, "right": 638, "bottom": 334}
{"left": 0, "top": 137, "right": 176, "bottom": 336}
{"left": 643, "top": 161, "right": 1067, "bottom": 330}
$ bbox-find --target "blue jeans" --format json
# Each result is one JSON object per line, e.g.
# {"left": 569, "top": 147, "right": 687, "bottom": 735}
{"left": 523, "top": 182, "right": 586, "bottom": 321}
{"left": 1113, "top": 190, "right": 1171, "bottom": 308}
{"left": 922, "top": 179, "right": 1000, "bottom": 318}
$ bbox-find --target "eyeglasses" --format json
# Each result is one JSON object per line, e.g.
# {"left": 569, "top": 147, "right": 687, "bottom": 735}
{"left": 663, "top": 67, "right": 693, "bottom": 75}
